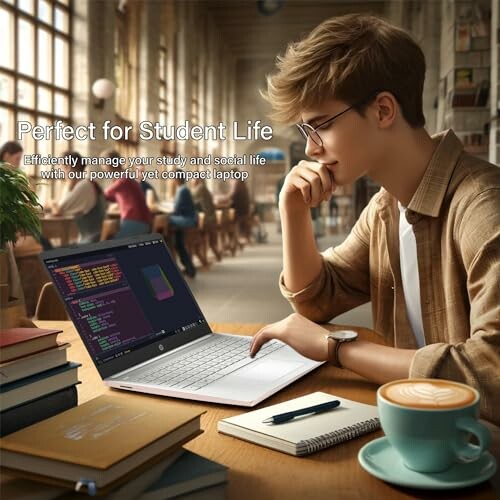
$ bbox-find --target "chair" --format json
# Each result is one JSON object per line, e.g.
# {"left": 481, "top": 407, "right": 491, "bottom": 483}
{"left": 185, "top": 212, "right": 208, "bottom": 267}
{"left": 100, "top": 219, "right": 120, "bottom": 241}
{"left": 34, "top": 282, "right": 68, "bottom": 321}
{"left": 152, "top": 214, "right": 169, "bottom": 239}
{"left": 215, "top": 209, "right": 227, "bottom": 256}
{"left": 225, "top": 208, "right": 239, "bottom": 256}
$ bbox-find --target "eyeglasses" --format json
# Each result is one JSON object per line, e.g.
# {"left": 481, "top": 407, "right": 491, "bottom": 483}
{"left": 296, "top": 93, "right": 379, "bottom": 147}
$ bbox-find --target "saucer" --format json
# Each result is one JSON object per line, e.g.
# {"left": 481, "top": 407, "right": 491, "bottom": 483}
{"left": 358, "top": 437, "right": 497, "bottom": 490}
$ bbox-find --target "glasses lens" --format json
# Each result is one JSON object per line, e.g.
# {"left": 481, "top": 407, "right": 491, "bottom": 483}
{"left": 296, "top": 124, "right": 322, "bottom": 146}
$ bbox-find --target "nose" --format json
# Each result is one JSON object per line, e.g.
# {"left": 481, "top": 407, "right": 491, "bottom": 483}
{"left": 304, "top": 135, "right": 323, "bottom": 159}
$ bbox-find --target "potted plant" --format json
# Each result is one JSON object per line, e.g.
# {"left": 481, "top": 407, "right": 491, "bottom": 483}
{"left": 0, "top": 161, "right": 42, "bottom": 328}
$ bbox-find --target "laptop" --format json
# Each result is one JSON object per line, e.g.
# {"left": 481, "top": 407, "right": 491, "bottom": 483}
{"left": 41, "top": 234, "right": 322, "bottom": 406}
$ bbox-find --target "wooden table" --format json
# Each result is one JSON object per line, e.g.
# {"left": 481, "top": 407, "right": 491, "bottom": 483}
{"left": 10, "top": 321, "right": 500, "bottom": 499}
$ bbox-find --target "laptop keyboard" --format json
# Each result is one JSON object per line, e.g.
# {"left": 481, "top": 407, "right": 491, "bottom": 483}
{"left": 132, "top": 335, "right": 284, "bottom": 391}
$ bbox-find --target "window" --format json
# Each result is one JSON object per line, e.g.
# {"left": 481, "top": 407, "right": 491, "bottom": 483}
{"left": 0, "top": 0, "right": 72, "bottom": 201}
{"left": 190, "top": 50, "right": 200, "bottom": 158}
{"left": 158, "top": 35, "right": 167, "bottom": 127}
{"left": 114, "top": 1, "right": 139, "bottom": 157}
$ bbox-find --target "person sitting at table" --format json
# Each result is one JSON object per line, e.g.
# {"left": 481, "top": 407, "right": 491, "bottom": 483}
{"left": 218, "top": 168, "right": 251, "bottom": 218}
{"left": 170, "top": 172, "right": 198, "bottom": 278}
{"left": 0, "top": 141, "right": 23, "bottom": 168}
{"left": 191, "top": 177, "right": 221, "bottom": 261}
{"left": 101, "top": 149, "right": 152, "bottom": 238}
{"left": 249, "top": 14, "right": 500, "bottom": 425}
{"left": 1, "top": 141, "right": 53, "bottom": 249}
{"left": 51, "top": 151, "right": 106, "bottom": 244}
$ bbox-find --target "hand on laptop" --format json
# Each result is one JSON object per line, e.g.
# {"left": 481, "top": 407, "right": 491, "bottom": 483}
{"left": 250, "top": 313, "right": 329, "bottom": 361}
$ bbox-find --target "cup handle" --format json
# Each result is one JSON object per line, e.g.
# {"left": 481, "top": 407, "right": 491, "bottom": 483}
{"left": 454, "top": 417, "right": 491, "bottom": 463}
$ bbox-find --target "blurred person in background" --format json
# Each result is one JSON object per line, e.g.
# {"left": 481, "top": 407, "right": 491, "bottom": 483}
{"left": 1, "top": 141, "right": 53, "bottom": 249}
{"left": 191, "top": 177, "right": 221, "bottom": 261}
{"left": 101, "top": 149, "right": 152, "bottom": 238}
{"left": 0, "top": 141, "right": 23, "bottom": 168}
{"left": 218, "top": 168, "right": 251, "bottom": 218}
{"left": 170, "top": 173, "right": 198, "bottom": 278}
{"left": 51, "top": 151, "right": 106, "bottom": 244}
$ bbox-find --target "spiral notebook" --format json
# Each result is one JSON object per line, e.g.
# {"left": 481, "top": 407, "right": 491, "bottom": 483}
{"left": 217, "top": 392, "right": 380, "bottom": 456}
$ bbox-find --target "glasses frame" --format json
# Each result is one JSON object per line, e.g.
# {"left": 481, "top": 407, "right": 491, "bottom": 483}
{"left": 296, "top": 92, "right": 380, "bottom": 147}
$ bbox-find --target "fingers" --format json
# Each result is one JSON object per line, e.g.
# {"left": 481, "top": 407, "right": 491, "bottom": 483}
{"left": 286, "top": 161, "right": 336, "bottom": 207}
{"left": 250, "top": 328, "right": 272, "bottom": 358}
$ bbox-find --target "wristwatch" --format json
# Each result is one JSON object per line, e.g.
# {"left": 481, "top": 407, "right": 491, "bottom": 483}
{"left": 326, "top": 330, "right": 358, "bottom": 368}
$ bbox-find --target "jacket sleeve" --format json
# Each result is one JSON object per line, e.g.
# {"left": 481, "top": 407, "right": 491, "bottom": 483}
{"left": 410, "top": 188, "right": 500, "bottom": 425}
{"left": 279, "top": 196, "right": 375, "bottom": 323}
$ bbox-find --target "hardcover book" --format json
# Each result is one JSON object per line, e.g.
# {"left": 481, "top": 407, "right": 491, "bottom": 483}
{"left": 0, "top": 394, "right": 205, "bottom": 495}
{"left": 0, "top": 328, "right": 62, "bottom": 363}
{"left": 0, "top": 362, "right": 80, "bottom": 411}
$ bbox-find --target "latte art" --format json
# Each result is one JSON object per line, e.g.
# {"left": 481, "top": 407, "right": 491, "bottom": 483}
{"left": 380, "top": 380, "right": 476, "bottom": 409}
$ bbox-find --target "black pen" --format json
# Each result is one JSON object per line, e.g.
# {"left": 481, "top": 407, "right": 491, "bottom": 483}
{"left": 262, "top": 400, "right": 341, "bottom": 425}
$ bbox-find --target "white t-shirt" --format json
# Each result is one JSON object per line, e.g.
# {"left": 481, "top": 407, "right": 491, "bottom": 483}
{"left": 398, "top": 203, "right": 426, "bottom": 348}
{"left": 59, "top": 180, "right": 97, "bottom": 216}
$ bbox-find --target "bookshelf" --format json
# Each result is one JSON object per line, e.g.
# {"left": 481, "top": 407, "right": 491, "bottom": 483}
{"left": 437, "top": 0, "right": 491, "bottom": 161}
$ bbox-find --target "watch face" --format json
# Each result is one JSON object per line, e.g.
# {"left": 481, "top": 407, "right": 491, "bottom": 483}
{"left": 331, "top": 330, "right": 358, "bottom": 341}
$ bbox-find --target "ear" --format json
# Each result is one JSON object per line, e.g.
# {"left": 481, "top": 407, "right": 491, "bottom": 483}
{"left": 373, "top": 92, "right": 397, "bottom": 128}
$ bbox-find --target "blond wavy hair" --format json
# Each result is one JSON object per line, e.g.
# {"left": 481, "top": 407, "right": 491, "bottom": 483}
{"left": 263, "top": 14, "right": 426, "bottom": 127}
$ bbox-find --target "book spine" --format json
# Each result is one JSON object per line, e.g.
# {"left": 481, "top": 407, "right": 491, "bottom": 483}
{"left": 0, "top": 385, "right": 78, "bottom": 437}
{"left": 297, "top": 418, "right": 380, "bottom": 456}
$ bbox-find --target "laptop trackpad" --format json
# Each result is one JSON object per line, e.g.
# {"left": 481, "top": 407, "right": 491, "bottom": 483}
{"left": 234, "top": 358, "right": 304, "bottom": 382}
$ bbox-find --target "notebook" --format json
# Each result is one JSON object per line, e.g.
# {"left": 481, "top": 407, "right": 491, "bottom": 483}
{"left": 217, "top": 392, "right": 380, "bottom": 456}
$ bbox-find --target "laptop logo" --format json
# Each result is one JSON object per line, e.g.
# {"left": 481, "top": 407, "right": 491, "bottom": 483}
{"left": 158, "top": 344, "right": 164, "bottom": 351}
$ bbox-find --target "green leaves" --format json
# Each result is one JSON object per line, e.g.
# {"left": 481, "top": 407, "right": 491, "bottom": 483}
{"left": 0, "top": 162, "right": 42, "bottom": 250}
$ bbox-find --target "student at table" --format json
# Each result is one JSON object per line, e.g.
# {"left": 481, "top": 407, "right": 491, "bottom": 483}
{"left": 170, "top": 173, "right": 198, "bottom": 278}
{"left": 218, "top": 169, "right": 251, "bottom": 218}
{"left": 101, "top": 150, "right": 152, "bottom": 238}
{"left": 191, "top": 177, "right": 221, "bottom": 261}
{"left": 250, "top": 14, "right": 500, "bottom": 425}
{"left": 0, "top": 141, "right": 23, "bottom": 168}
{"left": 51, "top": 152, "right": 106, "bottom": 244}
{"left": 1, "top": 141, "right": 53, "bottom": 249}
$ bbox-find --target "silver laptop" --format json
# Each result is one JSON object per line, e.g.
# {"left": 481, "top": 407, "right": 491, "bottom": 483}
{"left": 42, "top": 234, "right": 322, "bottom": 406}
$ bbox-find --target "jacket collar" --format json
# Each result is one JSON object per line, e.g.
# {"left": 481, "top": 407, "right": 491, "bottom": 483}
{"left": 407, "top": 129, "right": 463, "bottom": 217}
{"left": 374, "top": 129, "right": 463, "bottom": 218}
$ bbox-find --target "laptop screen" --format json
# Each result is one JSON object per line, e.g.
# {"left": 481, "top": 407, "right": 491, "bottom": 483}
{"left": 42, "top": 235, "right": 211, "bottom": 378}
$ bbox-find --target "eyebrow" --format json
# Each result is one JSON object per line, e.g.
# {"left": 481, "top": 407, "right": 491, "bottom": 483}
{"left": 302, "top": 114, "right": 329, "bottom": 127}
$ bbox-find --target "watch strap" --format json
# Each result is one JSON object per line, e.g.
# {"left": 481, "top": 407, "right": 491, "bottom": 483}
{"left": 327, "top": 335, "right": 343, "bottom": 368}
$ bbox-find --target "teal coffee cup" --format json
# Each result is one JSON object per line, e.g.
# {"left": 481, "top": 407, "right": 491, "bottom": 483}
{"left": 377, "top": 379, "right": 491, "bottom": 473}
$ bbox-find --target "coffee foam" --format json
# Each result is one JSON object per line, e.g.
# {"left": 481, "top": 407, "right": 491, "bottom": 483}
{"left": 380, "top": 380, "right": 476, "bottom": 409}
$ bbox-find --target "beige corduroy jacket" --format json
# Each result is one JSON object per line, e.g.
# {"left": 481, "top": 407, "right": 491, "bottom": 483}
{"left": 280, "top": 130, "right": 500, "bottom": 425}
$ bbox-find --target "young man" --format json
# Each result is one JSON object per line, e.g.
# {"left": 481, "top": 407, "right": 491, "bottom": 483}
{"left": 250, "top": 14, "right": 500, "bottom": 425}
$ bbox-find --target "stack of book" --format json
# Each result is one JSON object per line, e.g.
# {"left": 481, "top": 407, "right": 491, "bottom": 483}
{"left": 0, "top": 327, "right": 80, "bottom": 436}
{"left": 0, "top": 394, "right": 228, "bottom": 499}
